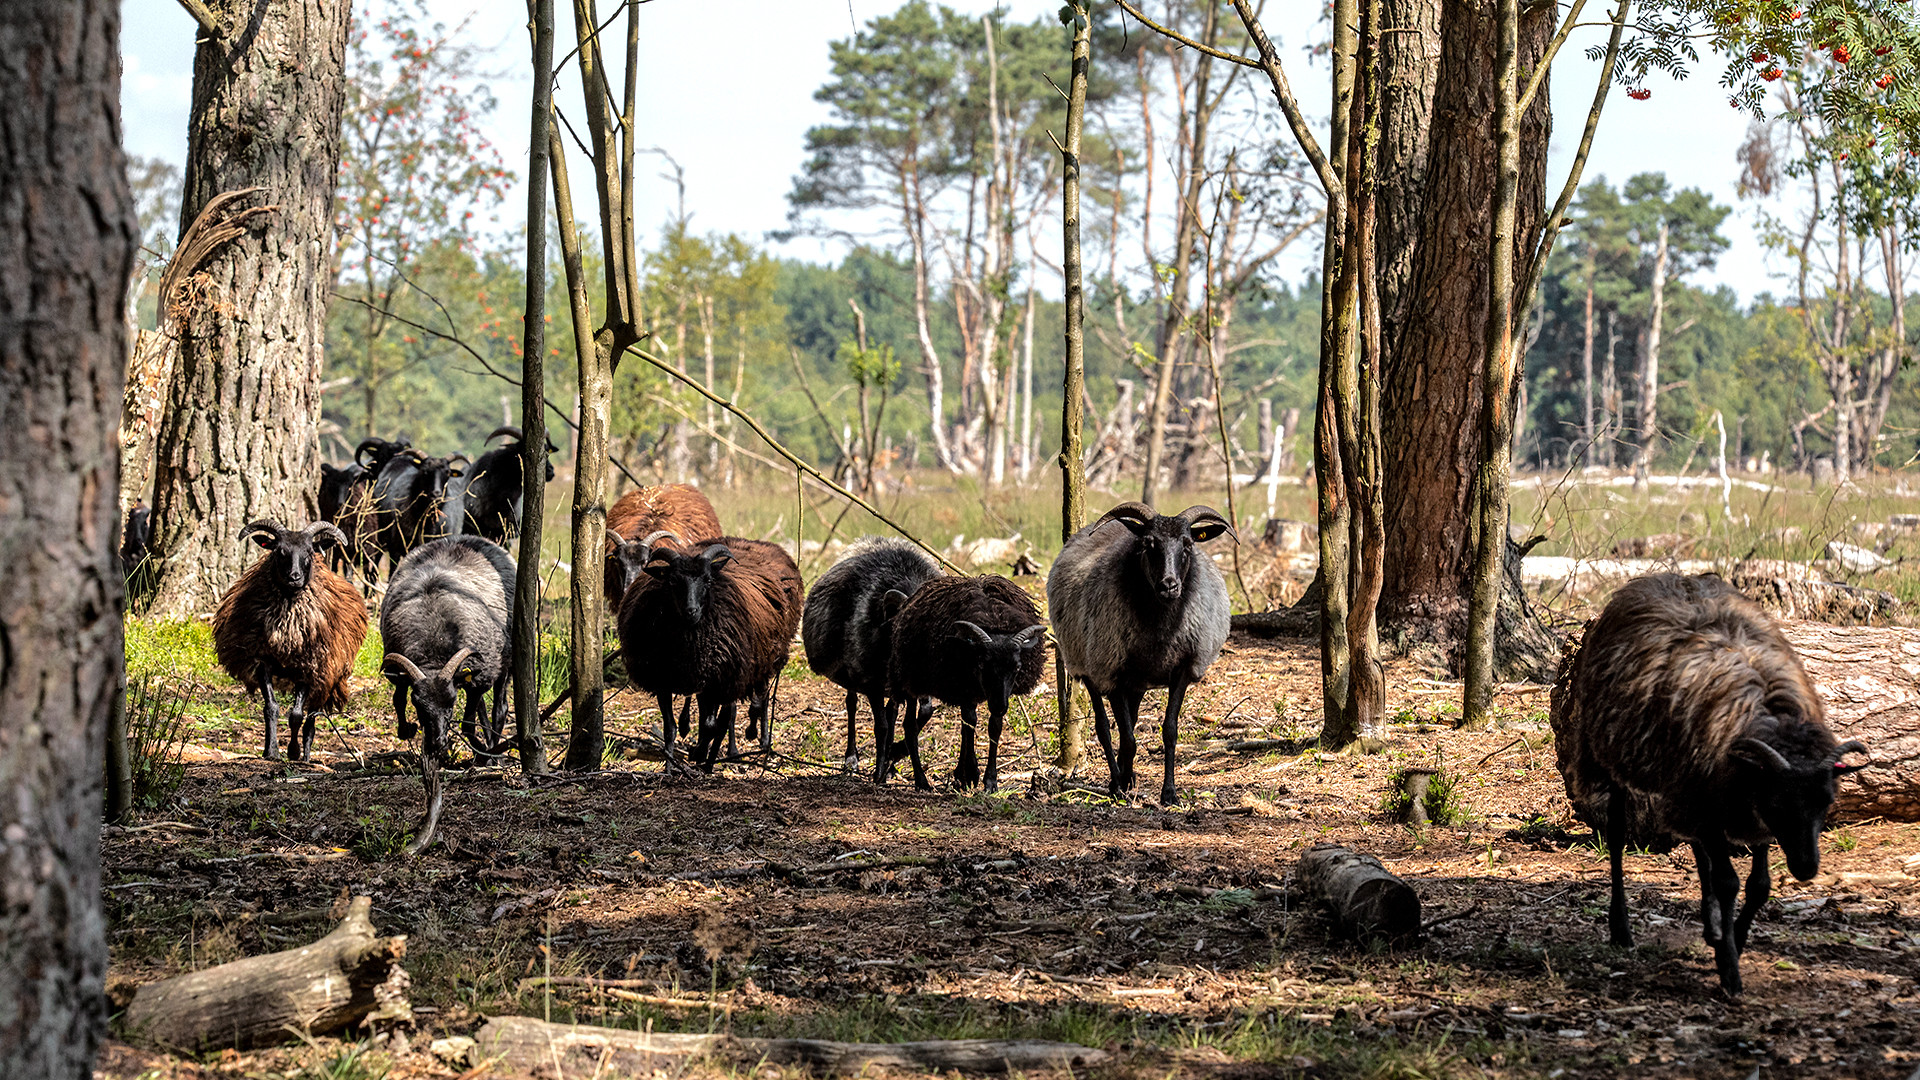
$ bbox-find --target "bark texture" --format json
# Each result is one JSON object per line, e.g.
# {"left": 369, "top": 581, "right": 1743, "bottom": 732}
{"left": 470, "top": 1017, "right": 1109, "bottom": 1076}
{"left": 0, "top": 2, "right": 134, "bottom": 1074}
{"left": 1378, "top": 0, "right": 1553, "bottom": 663}
{"left": 1782, "top": 620, "right": 1920, "bottom": 822}
{"left": 1295, "top": 844, "right": 1421, "bottom": 943}
{"left": 123, "top": 897, "right": 410, "bottom": 1053}
{"left": 147, "top": 0, "right": 350, "bottom": 617}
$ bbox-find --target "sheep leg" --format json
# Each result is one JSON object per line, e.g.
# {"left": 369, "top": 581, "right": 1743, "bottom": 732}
{"left": 1159, "top": 678, "right": 1189, "bottom": 806}
{"left": 1697, "top": 837, "right": 1745, "bottom": 994}
{"left": 872, "top": 695, "right": 895, "bottom": 783}
{"left": 655, "top": 693, "right": 677, "bottom": 753}
{"left": 755, "top": 683, "right": 774, "bottom": 754}
{"left": 985, "top": 702, "right": 1005, "bottom": 794}
{"left": 394, "top": 684, "right": 416, "bottom": 743}
{"left": 288, "top": 687, "right": 310, "bottom": 763}
{"left": 843, "top": 689, "right": 862, "bottom": 774}
{"left": 489, "top": 669, "right": 512, "bottom": 751}
{"left": 1089, "top": 691, "right": 1118, "bottom": 789}
{"left": 954, "top": 702, "right": 981, "bottom": 791}
{"left": 678, "top": 697, "right": 692, "bottom": 737}
{"left": 724, "top": 700, "right": 741, "bottom": 761}
{"left": 1734, "top": 841, "right": 1770, "bottom": 953}
{"left": 905, "top": 698, "right": 935, "bottom": 791}
{"left": 1607, "top": 788, "right": 1634, "bottom": 948}
{"left": 258, "top": 664, "right": 283, "bottom": 762}
{"left": 1112, "top": 688, "right": 1144, "bottom": 799}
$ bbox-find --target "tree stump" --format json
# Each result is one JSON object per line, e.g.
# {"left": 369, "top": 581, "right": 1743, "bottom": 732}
{"left": 123, "top": 896, "right": 410, "bottom": 1052}
{"left": 468, "top": 1016, "right": 1110, "bottom": 1075}
{"left": 1295, "top": 844, "right": 1422, "bottom": 943}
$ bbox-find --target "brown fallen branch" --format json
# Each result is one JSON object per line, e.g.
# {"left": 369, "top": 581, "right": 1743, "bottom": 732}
{"left": 123, "top": 896, "right": 409, "bottom": 1053}
{"left": 468, "top": 1016, "right": 1109, "bottom": 1076}
{"left": 1295, "top": 844, "right": 1422, "bottom": 944}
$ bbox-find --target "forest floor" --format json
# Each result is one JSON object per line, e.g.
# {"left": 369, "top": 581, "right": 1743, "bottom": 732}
{"left": 98, "top": 630, "right": 1920, "bottom": 1080}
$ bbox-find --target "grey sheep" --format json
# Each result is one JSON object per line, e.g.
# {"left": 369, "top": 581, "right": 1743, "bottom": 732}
{"left": 1047, "top": 501, "right": 1234, "bottom": 805}
{"left": 801, "top": 536, "right": 944, "bottom": 776}
{"left": 379, "top": 535, "right": 517, "bottom": 764}
{"left": 1551, "top": 573, "right": 1869, "bottom": 995}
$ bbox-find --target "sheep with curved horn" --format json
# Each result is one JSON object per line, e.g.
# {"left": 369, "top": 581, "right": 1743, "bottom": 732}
{"left": 212, "top": 520, "right": 368, "bottom": 761}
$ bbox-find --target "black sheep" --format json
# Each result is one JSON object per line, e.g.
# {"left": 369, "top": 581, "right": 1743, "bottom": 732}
{"left": 802, "top": 537, "right": 943, "bottom": 777}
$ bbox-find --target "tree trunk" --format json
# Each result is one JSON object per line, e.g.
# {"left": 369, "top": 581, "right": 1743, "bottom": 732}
{"left": 1581, "top": 252, "right": 1597, "bottom": 467}
{"left": 907, "top": 168, "right": 959, "bottom": 473}
{"left": 1054, "top": 6, "right": 1091, "bottom": 775}
{"left": 514, "top": 0, "right": 555, "bottom": 779}
{"left": 123, "top": 897, "right": 409, "bottom": 1053}
{"left": 147, "top": 0, "right": 349, "bottom": 618}
{"left": 1376, "top": 0, "right": 1441, "bottom": 350}
{"left": 0, "top": 3, "right": 133, "bottom": 1074}
{"left": 1376, "top": 0, "right": 1553, "bottom": 670}
{"left": 1632, "top": 217, "right": 1669, "bottom": 486}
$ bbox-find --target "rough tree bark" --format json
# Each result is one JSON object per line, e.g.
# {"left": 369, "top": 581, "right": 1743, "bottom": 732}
{"left": 1377, "top": 0, "right": 1557, "bottom": 680}
{"left": 1296, "top": 845, "right": 1421, "bottom": 943}
{"left": 0, "top": 1, "right": 135, "bottom": 1074}
{"left": 1784, "top": 621, "right": 1920, "bottom": 822}
{"left": 146, "top": 0, "right": 349, "bottom": 618}
{"left": 1375, "top": 0, "right": 1441, "bottom": 352}
{"left": 514, "top": 0, "right": 554, "bottom": 778}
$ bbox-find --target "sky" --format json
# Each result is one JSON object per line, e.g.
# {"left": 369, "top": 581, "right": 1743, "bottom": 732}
{"left": 120, "top": 0, "right": 1796, "bottom": 303}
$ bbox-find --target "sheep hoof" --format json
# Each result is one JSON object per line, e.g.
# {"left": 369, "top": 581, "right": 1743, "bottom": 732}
{"left": 841, "top": 754, "right": 860, "bottom": 776}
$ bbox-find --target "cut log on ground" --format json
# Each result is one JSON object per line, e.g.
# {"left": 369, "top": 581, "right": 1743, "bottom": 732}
{"left": 1781, "top": 619, "right": 1920, "bottom": 821}
{"left": 123, "top": 896, "right": 409, "bottom": 1053}
{"left": 468, "top": 1016, "right": 1110, "bottom": 1075}
{"left": 1294, "top": 844, "right": 1421, "bottom": 944}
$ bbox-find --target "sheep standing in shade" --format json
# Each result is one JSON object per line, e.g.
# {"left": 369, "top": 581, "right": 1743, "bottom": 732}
{"left": 618, "top": 538, "right": 803, "bottom": 770}
{"left": 604, "top": 483, "right": 723, "bottom": 612}
{"left": 1552, "top": 573, "right": 1869, "bottom": 995}
{"left": 1047, "top": 502, "right": 1234, "bottom": 805}
{"left": 802, "top": 537, "right": 944, "bottom": 776}
{"left": 379, "top": 535, "right": 517, "bottom": 760}
{"left": 887, "top": 575, "right": 1046, "bottom": 792}
{"left": 212, "top": 521, "right": 368, "bottom": 762}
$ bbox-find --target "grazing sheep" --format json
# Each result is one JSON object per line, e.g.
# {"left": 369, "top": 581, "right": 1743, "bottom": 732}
{"left": 379, "top": 536, "right": 517, "bottom": 762}
{"left": 802, "top": 537, "right": 944, "bottom": 776}
{"left": 1047, "top": 501, "right": 1235, "bottom": 805}
{"left": 212, "top": 521, "right": 369, "bottom": 762}
{"left": 604, "top": 483, "right": 723, "bottom": 611}
{"left": 457, "top": 425, "right": 555, "bottom": 543}
{"left": 1551, "top": 573, "right": 1870, "bottom": 995}
{"left": 618, "top": 538, "right": 802, "bottom": 770}
{"left": 887, "top": 575, "right": 1046, "bottom": 792}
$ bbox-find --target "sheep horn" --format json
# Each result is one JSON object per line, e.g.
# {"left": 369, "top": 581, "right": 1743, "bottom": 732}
{"left": 354, "top": 438, "right": 387, "bottom": 468}
{"left": 440, "top": 648, "right": 474, "bottom": 685}
{"left": 303, "top": 521, "right": 348, "bottom": 550}
{"left": 642, "top": 530, "right": 682, "bottom": 548}
{"left": 383, "top": 653, "right": 427, "bottom": 685}
{"left": 486, "top": 425, "right": 523, "bottom": 444}
{"left": 1828, "top": 739, "right": 1871, "bottom": 772}
{"left": 239, "top": 520, "right": 281, "bottom": 546}
{"left": 954, "top": 620, "right": 993, "bottom": 645}
{"left": 701, "top": 544, "right": 734, "bottom": 567}
{"left": 1734, "top": 737, "right": 1792, "bottom": 774}
{"left": 605, "top": 528, "right": 628, "bottom": 546}
{"left": 1095, "top": 501, "right": 1157, "bottom": 536}
{"left": 1013, "top": 624, "right": 1047, "bottom": 648}
{"left": 1177, "top": 505, "right": 1238, "bottom": 544}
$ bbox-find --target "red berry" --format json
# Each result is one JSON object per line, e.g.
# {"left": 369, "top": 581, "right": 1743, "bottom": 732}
{"left": 1878, "top": 73, "right": 1896, "bottom": 88}
{"left": 1751, "top": 48, "right": 1770, "bottom": 63}
{"left": 1875, "top": 46, "right": 1893, "bottom": 55}
{"left": 1833, "top": 46, "right": 1851, "bottom": 63}
{"left": 1763, "top": 67, "right": 1785, "bottom": 81}
{"left": 1628, "top": 88, "right": 1652, "bottom": 100}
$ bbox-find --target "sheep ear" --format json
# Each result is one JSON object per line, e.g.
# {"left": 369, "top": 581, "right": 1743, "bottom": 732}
{"left": 240, "top": 521, "right": 281, "bottom": 550}
{"left": 882, "top": 589, "right": 910, "bottom": 617}
{"left": 1096, "top": 501, "right": 1157, "bottom": 536}
{"left": 1180, "top": 506, "right": 1237, "bottom": 544}
{"left": 953, "top": 620, "right": 993, "bottom": 646}
{"left": 1734, "top": 737, "right": 1792, "bottom": 774}
{"left": 383, "top": 654, "right": 426, "bottom": 686}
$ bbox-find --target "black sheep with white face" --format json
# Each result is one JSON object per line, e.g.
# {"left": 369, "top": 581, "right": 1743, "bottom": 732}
{"left": 886, "top": 574, "right": 1046, "bottom": 793}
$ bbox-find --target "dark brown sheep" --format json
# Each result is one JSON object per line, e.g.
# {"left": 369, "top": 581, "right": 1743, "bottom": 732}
{"left": 1551, "top": 573, "right": 1869, "bottom": 995}
{"left": 618, "top": 536, "right": 802, "bottom": 770}
{"left": 887, "top": 575, "right": 1046, "bottom": 792}
{"left": 604, "top": 484, "right": 724, "bottom": 613}
{"left": 213, "top": 520, "right": 369, "bottom": 761}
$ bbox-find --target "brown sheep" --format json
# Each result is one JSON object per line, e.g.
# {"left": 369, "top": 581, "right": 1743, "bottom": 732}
{"left": 1551, "top": 573, "right": 1868, "bottom": 995}
{"left": 213, "top": 521, "right": 369, "bottom": 762}
{"left": 618, "top": 537, "right": 802, "bottom": 770}
{"left": 604, "top": 483, "right": 723, "bottom": 611}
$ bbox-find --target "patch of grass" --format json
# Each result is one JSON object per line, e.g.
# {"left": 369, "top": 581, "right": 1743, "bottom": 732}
{"left": 350, "top": 805, "right": 412, "bottom": 861}
{"left": 281, "top": 1037, "right": 391, "bottom": 1080}
{"left": 126, "top": 676, "right": 193, "bottom": 811}
{"left": 1379, "top": 764, "right": 1466, "bottom": 827}
{"left": 350, "top": 628, "right": 387, "bottom": 680}
{"left": 1828, "top": 827, "right": 1859, "bottom": 852}
{"left": 125, "top": 618, "right": 221, "bottom": 684}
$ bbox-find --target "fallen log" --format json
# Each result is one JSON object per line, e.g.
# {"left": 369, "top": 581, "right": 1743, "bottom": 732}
{"left": 123, "top": 896, "right": 409, "bottom": 1053}
{"left": 1294, "top": 844, "right": 1421, "bottom": 944}
{"left": 1780, "top": 619, "right": 1920, "bottom": 821}
{"left": 468, "top": 1016, "right": 1110, "bottom": 1075}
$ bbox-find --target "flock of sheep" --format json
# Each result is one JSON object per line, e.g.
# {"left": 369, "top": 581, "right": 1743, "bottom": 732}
{"left": 196, "top": 453, "right": 1873, "bottom": 996}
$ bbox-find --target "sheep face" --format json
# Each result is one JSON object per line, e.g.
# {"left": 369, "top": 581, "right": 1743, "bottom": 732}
{"left": 1101, "top": 503, "right": 1234, "bottom": 603}
{"left": 383, "top": 648, "right": 478, "bottom": 758}
{"left": 608, "top": 530, "right": 683, "bottom": 604}
{"left": 1737, "top": 737, "right": 1869, "bottom": 880}
{"left": 241, "top": 520, "right": 345, "bottom": 596}
{"left": 645, "top": 543, "right": 733, "bottom": 624}
{"left": 952, "top": 621, "right": 1046, "bottom": 716}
